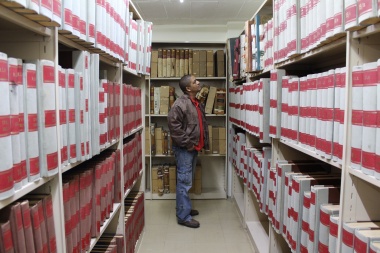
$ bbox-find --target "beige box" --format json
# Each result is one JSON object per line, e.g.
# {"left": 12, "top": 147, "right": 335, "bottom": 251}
{"left": 169, "top": 179, "right": 176, "bottom": 193}
{"left": 219, "top": 127, "right": 226, "bottom": 139}
{"left": 199, "top": 50, "right": 207, "bottom": 62}
{"left": 195, "top": 166, "right": 202, "bottom": 180}
{"left": 145, "top": 140, "right": 150, "bottom": 155}
{"left": 152, "top": 166, "right": 159, "bottom": 180}
{"left": 212, "top": 127, "right": 219, "bottom": 140}
{"left": 206, "top": 50, "right": 214, "bottom": 62}
{"left": 152, "top": 179, "right": 158, "bottom": 193}
{"left": 206, "top": 62, "right": 214, "bottom": 77}
{"left": 205, "top": 125, "right": 213, "bottom": 154}
{"left": 199, "top": 62, "right": 206, "bottom": 77}
{"left": 160, "top": 97, "right": 169, "bottom": 105}
{"left": 156, "top": 139, "right": 163, "bottom": 154}
{"left": 169, "top": 166, "right": 176, "bottom": 180}
{"left": 160, "top": 86, "right": 169, "bottom": 98}
{"left": 205, "top": 86, "right": 216, "bottom": 114}
{"left": 215, "top": 50, "right": 224, "bottom": 62}
{"left": 193, "top": 50, "right": 200, "bottom": 62}
{"left": 219, "top": 142, "right": 226, "bottom": 155}
{"left": 192, "top": 61, "right": 200, "bottom": 76}
{"left": 155, "top": 128, "right": 163, "bottom": 139}
{"left": 212, "top": 139, "right": 219, "bottom": 154}
{"left": 194, "top": 180, "right": 202, "bottom": 195}
{"left": 159, "top": 105, "right": 168, "bottom": 115}
{"left": 216, "top": 61, "right": 225, "bottom": 77}
{"left": 151, "top": 62, "right": 158, "bottom": 78}
{"left": 152, "top": 50, "right": 158, "bottom": 63}
{"left": 145, "top": 128, "right": 150, "bottom": 139}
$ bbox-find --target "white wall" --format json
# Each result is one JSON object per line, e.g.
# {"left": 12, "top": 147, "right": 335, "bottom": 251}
{"left": 152, "top": 22, "right": 244, "bottom": 43}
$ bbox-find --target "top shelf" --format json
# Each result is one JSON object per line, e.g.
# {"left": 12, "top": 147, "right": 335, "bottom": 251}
{"left": 250, "top": 0, "right": 273, "bottom": 21}
{"left": 353, "top": 22, "right": 380, "bottom": 39}
{"left": 274, "top": 36, "right": 346, "bottom": 70}
{"left": 0, "top": 4, "right": 52, "bottom": 37}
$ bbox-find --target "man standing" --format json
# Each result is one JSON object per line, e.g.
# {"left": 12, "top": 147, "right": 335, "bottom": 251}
{"left": 167, "top": 74, "right": 209, "bottom": 228}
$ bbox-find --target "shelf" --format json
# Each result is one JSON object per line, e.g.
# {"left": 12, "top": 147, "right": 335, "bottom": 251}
{"left": 150, "top": 77, "right": 226, "bottom": 81}
{"left": 123, "top": 125, "right": 144, "bottom": 139}
{"left": 151, "top": 187, "right": 226, "bottom": 199}
{"left": 123, "top": 65, "right": 141, "bottom": 77}
{"left": 89, "top": 203, "right": 121, "bottom": 252}
{"left": 124, "top": 170, "right": 143, "bottom": 199}
{"left": 0, "top": 4, "right": 52, "bottom": 37}
{"left": 0, "top": 177, "right": 54, "bottom": 209}
{"left": 349, "top": 167, "right": 380, "bottom": 189}
{"left": 247, "top": 69, "right": 271, "bottom": 80}
{"left": 279, "top": 139, "right": 342, "bottom": 169}
{"left": 233, "top": 192, "right": 245, "bottom": 218}
{"left": 62, "top": 139, "right": 119, "bottom": 174}
{"left": 246, "top": 221, "right": 270, "bottom": 253}
{"left": 274, "top": 36, "right": 346, "bottom": 69}
{"left": 353, "top": 22, "right": 380, "bottom": 39}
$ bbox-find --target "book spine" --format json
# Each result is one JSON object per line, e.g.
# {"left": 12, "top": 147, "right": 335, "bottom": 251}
{"left": 329, "top": 215, "right": 339, "bottom": 253}
{"left": 10, "top": 203, "right": 26, "bottom": 253}
{"left": 20, "top": 200, "right": 36, "bottom": 253}
{"left": 0, "top": 220, "right": 15, "bottom": 253}
{"left": 30, "top": 202, "right": 44, "bottom": 253}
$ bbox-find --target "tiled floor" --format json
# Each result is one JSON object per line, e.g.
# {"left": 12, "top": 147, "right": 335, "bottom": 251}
{"left": 137, "top": 199, "right": 256, "bottom": 253}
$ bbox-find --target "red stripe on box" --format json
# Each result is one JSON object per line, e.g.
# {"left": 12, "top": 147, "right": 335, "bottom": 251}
{"left": 27, "top": 69, "right": 37, "bottom": 88}
{"left": 45, "top": 110, "right": 56, "bottom": 127}
{"left": 0, "top": 168, "right": 13, "bottom": 193}
{"left": 300, "top": 245, "right": 308, "bottom": 253}
{"left": 10, "top": 115, "right": 19, "bottom": 134}
{"left": 69, "top": 109, "right": 75, "bottom": 123}
{"left": 320, "top": 210, "right": 330, "bottom": 226}
{"left": 363, "top": 111, "right": 377, "bottom": 127}
{"left": 352, "top": 110, "right": 363, "bottom": 125}
{"left": 351, "top": 147, "right": 362, "bottom": 164}
{"left": 318, "top": 242, "right": 329, "bottom": 253}
{"left": 29, "top": 157, "right": 40, "bottom": 176}
{"left": 43, "top": 65, "right": 55, "bottom": 83}
{"left": 46, "top": 152, "right": 58, "bottom": 171}
{"left": 53, "top": 0, "right": 61, "bottom": 15}
{"left": 0, "top": 116, "right": 11, "bottom": 137}
{"left": 358, "top": 0, "right": 374, "bottom": 16}
{"left": 0, "top": 59, "right": 8, "bottom": 81}
{"left": 302, "top": 220, "right": 309, "bottom": 232}
{"left": 354, "top": 235, "right": 367, "bottom": 253}
{"left": 64, "top": 9, "right": 72, "bottom": 25}
{"left": 330, "top": 219, "right": 338, "bottom": 237}
{"left": 41, "top": 0, "right": 52, "bottom": 9}
{"left": 70, "top": 144, "right": 76, "bottom": 159}
{"left": 362, "top": 151, "right": 375, "bottom": 170}
{"left": 342, "top": 228, "right": 354, "bottom": 247}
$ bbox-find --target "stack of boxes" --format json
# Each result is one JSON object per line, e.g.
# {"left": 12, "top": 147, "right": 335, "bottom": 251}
{"left": 192, "top": 50, "right": 200, "bottom": 76}
{"left": 159, "top": 86, "right": 169, "bottom": 115}
{"left": 199, "top": 50, "right": 207, "bottom": 77}
{"left": 215, "top": 50, "right": 225, "bottom": 77}
{"left": 211, "top": 127, "right": 226, "bottom": 155}
{"left": 151, "top": 50, "right": 158, "bottom": 78}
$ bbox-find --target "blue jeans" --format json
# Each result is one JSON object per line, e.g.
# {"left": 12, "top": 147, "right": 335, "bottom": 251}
{"left": 173, "top": 146, "right": 198, "bottom": 222}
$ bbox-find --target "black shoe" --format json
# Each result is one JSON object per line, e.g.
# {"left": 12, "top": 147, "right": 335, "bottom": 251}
{"left": 190, "top": 209, "right": 199, "bottom": 216}
{"left": 178, "top": 219, "right": 200, "bottom": 228}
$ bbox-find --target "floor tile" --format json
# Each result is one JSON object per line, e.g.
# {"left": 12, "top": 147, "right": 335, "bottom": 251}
{"left": 137, "top": 199, "right": 256, "bottom": 253}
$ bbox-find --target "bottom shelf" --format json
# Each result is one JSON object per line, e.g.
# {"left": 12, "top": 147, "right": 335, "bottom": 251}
{"left": 246, "top": 221, "right": 270, "bottom": 253}
{"left": 89, "top": 203, "right": 121, "bottom": 252}
{"left": 149, "top": 187, "right": 226, "bottom": 200}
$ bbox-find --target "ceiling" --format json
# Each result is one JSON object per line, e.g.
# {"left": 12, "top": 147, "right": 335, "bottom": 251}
{"left": 133, "top": 0, "right": 266, "bottom": 26}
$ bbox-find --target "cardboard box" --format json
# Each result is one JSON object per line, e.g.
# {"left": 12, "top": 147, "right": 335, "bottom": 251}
{"left": 206, "top": 62, "right": 214, "bottom": 77}
{"left": 199, "top": 50, "right": 207, "bottom": 62}
{"left": 156, "top": 139, "right": 163, "bottom": 154}
{"left": 169, "top": 179, "right": 176, "bottom": 193}
{"left": 212, "top": 127, "right": 219, "bottom": 140}
{"left": 160, "top": 86, "right": 169, "bottom": 98}
{"left": 216, "top": 61, "right": 225, "bottom": 77}
{"left": 151, "top": 62, "right": 158, "bottom": 78}
{"left": 194, "top": 180, "right": 201, "bottom": 195}
{"left": 145, "top": 140, "right": 150, "bottom": 155}
{"left": 145, "top": 128, "right": 150, "bottom": 139}
{"left": 195, "top": 166, "right": 202, "bottom": 180}
{"left": 212, "top": 139, "right": 219, "bottom": 154}
{"left": 206, "top": 50, "right": 214, "bottom": 62}
{"left": 219, "top": 142, "right": 226, "bottom": 155}
{"left": 219, "top": 127, "right": 226, "bottom": 139}
{"left": 192, "top": 61, "right": 200, "bottom": 76}
{"left": 159, "top": 105, "right": 168, "bottom": 115}
{"left": 152, "top": 166, "right": 159, "bottom": 180}
{"left": 215, "top": 50, "right": 224, "bottom": 62}
{"left": 160, "top": 97, "right": 169, "bottom": 105}
{"left": 155, "top": 128, "right": 163, "bottom": 139}
{"left": 199, "top": 62, "right": 206, "bottom": 77}
{"left": 152, "top": 50, "right": 158, "bottom": 62}
{"left": 206, "top": 125, "right": 212, "bottom": 154}
{"left": 152, "top": 179, "right": 158, "bottom": 193}
{"left": 169, "top": 166, "right": 176, "bottom": 180}
{"left": 205, "top": 86, "right": 216, "bottom": 114}
{"left": 193, "top": 50, "right": 200, "bottom": 62}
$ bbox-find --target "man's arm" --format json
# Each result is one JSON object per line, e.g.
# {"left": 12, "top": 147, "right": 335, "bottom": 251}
{"left": 167, "top": 105, "right": 193, "bottom": 149}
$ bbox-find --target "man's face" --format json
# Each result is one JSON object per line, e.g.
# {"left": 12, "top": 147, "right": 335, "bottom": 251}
{"left": 187, "top": 75, "right": 201, "bottom": 94}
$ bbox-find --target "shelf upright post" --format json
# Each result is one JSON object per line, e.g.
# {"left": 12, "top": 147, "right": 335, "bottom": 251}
{"left": 255, "top": 14, "right": 261, "bottom": 71}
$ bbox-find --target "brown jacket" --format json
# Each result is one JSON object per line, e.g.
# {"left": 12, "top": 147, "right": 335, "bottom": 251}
{"left": 167, "top": 94, "right": 209, "bottom": 150}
